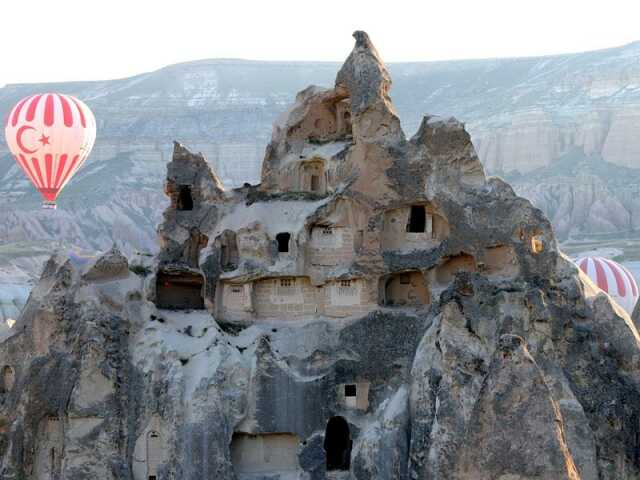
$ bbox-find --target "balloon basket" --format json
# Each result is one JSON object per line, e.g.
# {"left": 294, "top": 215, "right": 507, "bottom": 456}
{"left": 42, "top": 201, "right": 57, "bottom": 210}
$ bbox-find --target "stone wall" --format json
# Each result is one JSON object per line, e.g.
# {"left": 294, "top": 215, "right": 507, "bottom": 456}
{"left": 231, "top": 433, "right": 301, "bottom": 475}
{"left": 34, "top": 416, "right": 64, "bottom": 479}
{"left": 323, "top": 279, "right": 377, "bottom": 318}
{"left": 218, "top": 282, "right": 254, "bottom": 321}
{"left": 308, "top": 226, "right": 356, "bottom": 268}
{"left": 254, "top": 277, "right": 319, "bottom": 319}
{"left": 218, "top": 277, "right": 376, "bottom": 321}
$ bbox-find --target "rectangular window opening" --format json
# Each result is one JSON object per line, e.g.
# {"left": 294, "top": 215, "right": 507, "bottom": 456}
{"left": 345, "top": 384, "right": 357, "bottom": 397}
{"left": 407, "top": 205, "right": 426, "bottom": 233}
{"left": 177, "top": 185, "right": 194, "bottom": 211}
{"left": 276, "top": 232, "right": 291, "bottom": 253}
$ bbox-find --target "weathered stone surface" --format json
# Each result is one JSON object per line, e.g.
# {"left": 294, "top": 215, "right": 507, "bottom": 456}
{"left": 83, "top": 245, "right": 129, "bottom": 282}
{"left": 452, "top": 334, "right": 580, "bottom": 480}
{"left": 5, "top": 39, "right": 640, "bottom": 313}
{"left": 2, "top": 32, "right": 640, "bottom": 480}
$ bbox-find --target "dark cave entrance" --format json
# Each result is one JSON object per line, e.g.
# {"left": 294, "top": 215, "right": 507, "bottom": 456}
{"left": 156, "top": 270, "right": 204, "bottom": 310}
{"left": 324, "top": 416, "right": 352, "bottom": 471}
{"left": 276, "top": 232, "right": 291, "bottom": 253}
{"left": 407, "top": 205, "right": 426, "bottom": 233}
{"left": 177, "top": 185, "right": 194, "bottom": 211}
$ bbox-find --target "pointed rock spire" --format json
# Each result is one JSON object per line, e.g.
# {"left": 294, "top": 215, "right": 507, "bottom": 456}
{"left": 336, "top": 31, "right": 403, "bottom": 143}
{"left": 336, "top": 31, "right": 392, "bottom": 115}
{"left": 168, "top": 141, "right": 224, "bottom": 197}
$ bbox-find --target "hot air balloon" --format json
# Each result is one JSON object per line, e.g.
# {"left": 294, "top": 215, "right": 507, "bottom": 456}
{"left": 576, "top": 256, "right": 639, "bottom": 314}
{"left": 4, "top": 93, "right": 96, "bottom": 209}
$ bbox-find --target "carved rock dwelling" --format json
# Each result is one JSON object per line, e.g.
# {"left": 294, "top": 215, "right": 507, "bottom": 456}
{"left": 1, "top": 32, "right": 640, "bottom": 480}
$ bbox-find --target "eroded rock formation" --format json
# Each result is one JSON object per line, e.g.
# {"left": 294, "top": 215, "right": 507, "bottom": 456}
{"left": 1, "top": 32, "right": 640, "bottom": 480}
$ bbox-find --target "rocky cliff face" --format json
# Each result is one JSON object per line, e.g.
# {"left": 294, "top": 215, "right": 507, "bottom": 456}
{"left": 508, "top": 150, "right": 640, "bottom": 238}
{"left": 1, "top": 32, "right": 639, "bottom": 480}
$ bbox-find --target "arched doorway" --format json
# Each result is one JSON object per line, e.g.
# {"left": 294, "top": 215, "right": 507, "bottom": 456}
{"left": 324, "top": 416, "right": 352, "bottom": 471}
{"left": 1, "top": 366, "right": 15, "bottom": 392}
{"left": 147, "top": 430, "right": 162, "bottom": 479}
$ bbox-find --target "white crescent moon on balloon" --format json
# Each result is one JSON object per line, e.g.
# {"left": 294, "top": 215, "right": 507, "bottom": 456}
{"left": 16, "top": 125, "right": 39, "bottom": 155}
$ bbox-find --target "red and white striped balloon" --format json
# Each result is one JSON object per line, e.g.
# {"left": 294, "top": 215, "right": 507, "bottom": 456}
{"left": 4, "top": 93, "right": 96, "bottom": 208}
{"left": 576, "top": 256, "right": 639, "bottom": 314}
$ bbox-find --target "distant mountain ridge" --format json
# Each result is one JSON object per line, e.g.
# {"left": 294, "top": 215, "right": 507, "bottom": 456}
{"left": 1, "top": 41, "right": 640, "bottom": 286}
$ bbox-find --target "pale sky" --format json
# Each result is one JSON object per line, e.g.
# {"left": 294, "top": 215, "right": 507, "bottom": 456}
{"left": 1, "top": 0, "right": 639, "bottom": 87}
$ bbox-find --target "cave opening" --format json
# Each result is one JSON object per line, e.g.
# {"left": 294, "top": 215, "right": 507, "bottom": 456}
{"left": 345, "top": 384, "right": 357, "bottom": 408}
{"left": 276, "top": 232, "right": 291, "bottom": 253}
{"left": 324, "top": 416, "right": 352, "bottom": 471}
{"left": 381, "top": 271, "right": 430, "bottom": 307}
{"left": 407, "top": 205, "right": 426, "bottom": 233}
{"left": 177, "top": 185, "right": 194, "bottom": 211}
{"left": 345, "top": 384, "right": 357, "bottom": 397}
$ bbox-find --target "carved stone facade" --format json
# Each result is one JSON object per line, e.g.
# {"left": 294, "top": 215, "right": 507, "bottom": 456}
{"left": 1, "top": 31, "right": 640, "bottom": 480}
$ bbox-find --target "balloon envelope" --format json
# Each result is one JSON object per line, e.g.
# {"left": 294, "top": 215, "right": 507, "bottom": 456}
{"left": 576, "top": 256, "right": 639, "bottom": 314}
{"left": 4, "top": 93, "right": 96, "bottom": 206}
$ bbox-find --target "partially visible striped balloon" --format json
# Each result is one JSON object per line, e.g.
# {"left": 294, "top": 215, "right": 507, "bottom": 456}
{"left": 4, "top": 93, "right": 96, "bottom": 208}
{"left": 576, "top": 256, "right": 639, "bottom": 314}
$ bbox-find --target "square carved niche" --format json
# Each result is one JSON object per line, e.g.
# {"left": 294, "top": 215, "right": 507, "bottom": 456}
{"left": 339, "top": 382, "right": 369, "bottom": 411}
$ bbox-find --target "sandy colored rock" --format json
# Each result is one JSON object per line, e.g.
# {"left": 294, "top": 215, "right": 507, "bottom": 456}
{"left": 1, "top": 32, "right": 640, "bottom": 480}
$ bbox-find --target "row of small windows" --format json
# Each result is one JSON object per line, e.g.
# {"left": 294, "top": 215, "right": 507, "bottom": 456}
{"left": 277, "top": 278, "right": 350, "bottom": 286}
{"left": 280, "top": 278, "right": 294, "bottom": 288}
{"left": 158, "top": 242, "right": 517, "bottom": 311}
{"left": 175, "top": 169, "right": 324, "bottom": 215}
{"left": 220, "top": 204, "right": 446, "bottom": 270}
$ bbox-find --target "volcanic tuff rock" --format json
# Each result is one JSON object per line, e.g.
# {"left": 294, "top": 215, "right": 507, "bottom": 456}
{"left": 3, "top": 41, "right": 640, "bottom": 298}
{"left": 2, "top": 32, "right": 640, "bottom": 480}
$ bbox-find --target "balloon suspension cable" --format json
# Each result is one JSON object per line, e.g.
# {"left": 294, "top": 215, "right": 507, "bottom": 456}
{"left": 42, "top": 201, "right": 57, "bottom": 210}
